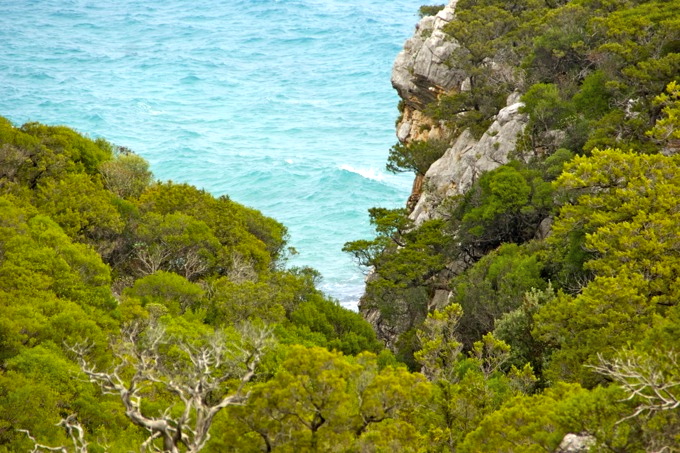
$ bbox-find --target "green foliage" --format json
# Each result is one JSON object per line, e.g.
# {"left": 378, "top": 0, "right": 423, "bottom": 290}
{"left": 540, "top": 147, "right": 574, "bottom": 181}
{"left": 35, "top": 172, "right": 124, "bottom": 252}
{"left": 0, "top": 343, "right": 133, "bottom": 448}
{"left": 19, "top": 122, "right": 112, "bottom": 175}
{"left": 214, "top": 346, "right": 430, "bottom": 452}
{"left": 423, "top": 0, "right": 674, "bottom": 156}
{"left": 647, "top": 80, "right": 680, "bottom": 146}
{"left": 0, "top": 117, "right": 395, "bottom": 451}
{"left": 521, "top": 82, "right": 574, "bottom": 147}
{"left": 450, "top": 243, "right": 546, "bottom": 349}
{"left": 386, "top": 139, "right": 449, "bottom": 175}
{"left": 526, "top": 3, "right": 593, "bottom": 84}
{"left": 355, "top": 217, "right": 451, "bottom": 347}
{"left": 416, "top": 335, "right": 527, "bottom": 450}
{"left": 551, "top": 148, "right": 680, "bottom": 290}
{"left": 494, "top": 285, "right": 553, "bottom": 376}
{"left": 208, "top": 277, "right": 287, "bottom": 325}
{"left": 131, "top": 211, "right": 222, "bottom": 279}
{"left": 2, "top": 0, "right": 680, "bottom": 444}
{"left": 458, "top": 383, "right": 584, "bottom": 451}
{"left": 425, "top": 0, "right": 547, "bottom": 139}
{"left": 0, "top": 198, "right": 114, "bottom": 310}
{"left": 343, "top": 0, "right": 680, "bottom": 448}
{"left": 535, "top": 149, "right": 680, "bottom": 385}
{"left": 427, "top": 89, "right": 507, "bottom": 139}
{"left": 344, "top": 208, "right": 452, "bottom": 348}
{"left": 285, "top": 295, "right": 383, "bottom": 355}
{"left": 418, "top": 5, "right": 445, "bottom": 18}
{"left": 136, "top": 182, "right": 285, "bottom": 272}
{"left": 572, "top": 70, "right": 613, "bottom": 121}
{"left": 99, "top": 149, "right": 153, "bottom": 199}
{"left": 350, "top": 159, "right": 556, "bottom": 371}
{"left": 451, "top": 162, "right": 554, "bottom": 258}
{"left": 125, "top": 271, "right": 204, "bottom": 316}
{"left": 373, "top": 219, "right": 450, "bottom": 289}
{"left": 415, "top": 304, "right": 464, "bottom": 381}
{"left": 522, "top": 0, "right": 679, "bottom": 153}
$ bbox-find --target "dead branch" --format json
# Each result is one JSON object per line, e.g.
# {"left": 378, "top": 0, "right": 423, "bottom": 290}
{"left": 591, "top": 351, "right": 680, "bottom": 422}
{"left": 69, "top": 321, "right": 273, "bottom": 453}
{"left": 18, "top": 414, "right": 87, "bottom": 453}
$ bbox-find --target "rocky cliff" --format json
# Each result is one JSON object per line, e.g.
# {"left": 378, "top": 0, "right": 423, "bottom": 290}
{"left": 359, "top": 1, "right": 529, "bottom": 345}
{"left": 391, "top": 0, "right": 528, "bottom": 225}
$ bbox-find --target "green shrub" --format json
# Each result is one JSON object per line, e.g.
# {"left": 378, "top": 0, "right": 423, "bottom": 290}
{"left": 419, "top": 5, "right": 445, "bottom": 18}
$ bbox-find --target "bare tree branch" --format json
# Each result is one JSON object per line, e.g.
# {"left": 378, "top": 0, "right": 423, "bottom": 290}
{"left": 591, "top": 351, "right": 680, "bottom": 422}
{"left": 17, "top": 414, "right": 88, "bottom": 453}
{"left": 69, "top": 321, "right": 274, "bottom": 453}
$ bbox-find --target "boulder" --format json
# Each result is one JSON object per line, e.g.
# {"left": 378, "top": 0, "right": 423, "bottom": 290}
{"left": 555, "top": 433, "right": 596, "bottom": 452}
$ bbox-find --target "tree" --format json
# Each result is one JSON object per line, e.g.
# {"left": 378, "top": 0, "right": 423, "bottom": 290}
{"left": 124, "top": 271, "right": 204, "bottom": 316}
{"left": 419, "top": 5, "right": 445, "bottom": 18}
{"left": 215, "top": 346, "right": 429, "bottom": 452}
{"left": 19, "top": 123, "right": 112, "bottom": 175}
{"left": 494, "top": 285, "right": 554, "bottom": 376}
{"left": 343, "top": 207, "right": 412, "bottom": 269}
{"left": 284, "top": 294, "right": 383, "bottom": 355}
{"left": 458, "top": 383, "right": 584, "bottom": 452}
{"left": 34, "top": 173, "right": 124, "bottom": 255}
{"left": 520, "top": 82, "right": 576, "bottom": 151}
{"left": 136, "top": 182, "right": 286, "bottom": 272}
{"left": 435, "top": 0, "right": 520, "bottom": 137}
{"left": 99, "top": 149, "right": 153, "bottom": 199}
{"left": 647, "top": 81, "right": 680, "bottom": 149}
{"left": 450, "top": 243, "right": 546, "bottom": 349}
{"left": 70, "top": 320, "right": 273, "bottom": 453}
{"left": 131, "top": 212, "right": 221, "bottom": 280}
{"left": 414, "top": 305, "right": 531, "bottom": 450}
{"left": 17, "top": 414, "right": 88, "bottom": 453}
{"left": 451, "top": 163, "right": 553, "bottom": 260}
{"left": 415, "top": 304, "right": 464, "bottom": 382}
{"left": 386, "top": 140, "right": 449, "bottom": 176}
{"left": 592, "top": 351, "right": 680, "bottom": 421}
{"left": 534, "top": 149, "right": 680, "bottom": 384}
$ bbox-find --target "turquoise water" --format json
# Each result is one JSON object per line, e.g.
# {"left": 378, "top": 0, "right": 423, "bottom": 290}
{"left": 0, "top": 0, "right": 421, "bottom": 308}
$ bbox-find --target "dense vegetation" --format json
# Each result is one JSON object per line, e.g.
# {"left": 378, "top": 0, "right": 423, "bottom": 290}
{"left": 0, "top": 118, "right": 390, "bottom": 451}
{"left": 1, "top": 0, "right": 678, "bottom": 450}
{"left": 344, "top": 0, "right": 680, "bottom": 450}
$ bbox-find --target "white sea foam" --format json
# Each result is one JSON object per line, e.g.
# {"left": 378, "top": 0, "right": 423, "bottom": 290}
{"left": 339, "top": 164, "right": 386, "bottom": 182}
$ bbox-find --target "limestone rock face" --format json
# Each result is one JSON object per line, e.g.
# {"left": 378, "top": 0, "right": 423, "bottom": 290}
{"left": 410, "top": 97, "right": 528, "bottom": 225}
{"left": 392, "top": 1, "right": 463, "bottom": 112}
{"left": 360, "top": 1, "right": 528, "bottom": 346}
{"left": 391, "top": 1, "right": 464, "bottom": 147}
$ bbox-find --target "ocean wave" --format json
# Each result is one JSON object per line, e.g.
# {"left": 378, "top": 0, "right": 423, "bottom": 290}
{"left": 180, "top": 74, "right": 202, "bottom": 83}
{"left": 134, "top": 102, "right": 165, "bottom": 116}
{"left": 338, "top": 164, "right": 386, "bottom": 182}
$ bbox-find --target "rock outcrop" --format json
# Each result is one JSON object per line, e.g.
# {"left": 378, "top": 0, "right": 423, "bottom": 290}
{"left": 392, "top": 2, "right": 463, "bottom": 113}
{"left": 390, "top": 0, "right": 528, "bottom": 225}
{"left": 360, "top": 0, "right": 529, "bottom": 345}
{"left": 410, "top": 94, "right": 527, "bottom": 225}
{"left": 391, "top": 1, "right": 462, "bottom": 152}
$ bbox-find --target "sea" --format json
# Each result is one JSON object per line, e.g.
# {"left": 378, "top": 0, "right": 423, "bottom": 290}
{"left": 0, "top": 0, "right": 424, "bottom": 309}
